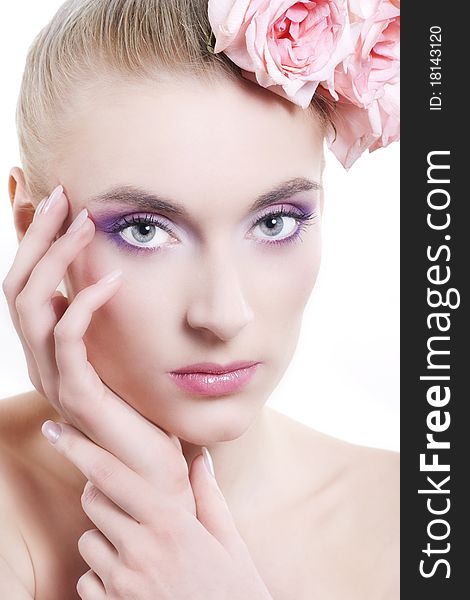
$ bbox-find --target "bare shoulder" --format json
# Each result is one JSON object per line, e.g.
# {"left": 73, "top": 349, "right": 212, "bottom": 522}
{"left": 0, "top": 463, "right": 36, "bottom": 598}
{"left": 330, "top": 438, "right": 400, "bottom": 599}
{"left": 0, "top": 389, "right": 56, "bottom": 443}
{"left": 0, "top": 391, "right": 44, "bottom": 597}
{"left": 267, "top": 406, "right": 399, "bottom": 489}
{"left": 267, "top": 408, "right": 399, "bottom": 599}
{"left": 0, "top": 388, "right": 60, "bottom": 465}
{"left": 0, "top": 391, "right": 90, "bottom": 600}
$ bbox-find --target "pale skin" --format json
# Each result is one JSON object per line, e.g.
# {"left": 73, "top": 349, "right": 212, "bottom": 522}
{"left": 0, "top": 73, "right": 399, "bottom": 599}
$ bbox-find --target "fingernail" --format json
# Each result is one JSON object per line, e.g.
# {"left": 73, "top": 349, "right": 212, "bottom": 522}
{"left": 42, "top": 185, "right": 64, "bottom": 215}
{"left": 32, "top": 196, "right": 48, "bottom": 223}
{"left": 41, "top": 420, "right": 62, "bottom": 444}
{"left": 83, "top": 480, "right": 94, "bottom": 494}
{"left": 66, "top": 208, "right": 89, "bottom": 235}
{"left": 97, "top": 268, "right": 123, "bottom": 285}
{"left": 202, "top": 446, "right": 215, "bottom": 477}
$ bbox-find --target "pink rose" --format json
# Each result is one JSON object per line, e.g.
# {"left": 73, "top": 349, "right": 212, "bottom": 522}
{"left": 331, "top": 0, "right": 400, "bottom": 108}
{"left": 347, "top": 0, "right": 383, "bottom": 20}
{"left": 322, "top": 80, "right": 399, "bottom": 169}
{"left": 368, "top": 80, "right": 399, "bottom": 151}
{"left": 208, "top": 0, "right": 354, "bottom": 109}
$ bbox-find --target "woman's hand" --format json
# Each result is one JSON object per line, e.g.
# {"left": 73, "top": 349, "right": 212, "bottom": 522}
{"left": 2, "top": 186, "right": 273, "bottom": 599}
{"left": 41, "top": 421, "right": 272, "bottom": 599}
{"left": 2, "top": 186, "right": 194, "bottom": 510}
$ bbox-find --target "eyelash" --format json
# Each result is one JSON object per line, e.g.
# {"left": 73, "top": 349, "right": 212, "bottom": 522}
{"left": 107, "top": 204, "right": 318, "bottom": 254}
{"left": 250, "top": 205, "right": 317, "bottom": 247}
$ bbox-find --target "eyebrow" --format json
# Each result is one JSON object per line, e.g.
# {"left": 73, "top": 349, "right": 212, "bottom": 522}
{"left": 86, "top": 177, "right": 321, "bottom": 218}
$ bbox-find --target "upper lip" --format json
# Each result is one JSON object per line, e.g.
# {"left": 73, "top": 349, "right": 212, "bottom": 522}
{"left": 170, "top": 361, "right": 260, "bottom": 375}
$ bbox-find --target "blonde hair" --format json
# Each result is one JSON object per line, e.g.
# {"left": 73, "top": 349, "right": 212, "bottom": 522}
{"left": 16, "top": 0, "right": 335, "bottom": 200}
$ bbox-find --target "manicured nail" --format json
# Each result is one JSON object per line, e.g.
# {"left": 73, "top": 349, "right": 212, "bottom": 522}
{"left": 97, "top": 268, "right": 123, "bottom": 285}
{"left": 42, "top": 185, "right": 64, "bottom": 215}
{"left": 32, "top": 196, "right": 48, "bottom": 223}
{"left": 202, "top": 446, "right": 215, "bottom": 477}
{"left": 41, "top": 420, "right": 62, "bottom": 444}
{"left": 83, "top": 480, "right": 94, "bottom": 495}
{"left": 66, "top": 208, "right": 89, "bottom": 235}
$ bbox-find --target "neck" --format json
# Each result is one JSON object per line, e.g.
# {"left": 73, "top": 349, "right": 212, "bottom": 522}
{"left": 180, "top": 406, "right": 277, "bottom": 515}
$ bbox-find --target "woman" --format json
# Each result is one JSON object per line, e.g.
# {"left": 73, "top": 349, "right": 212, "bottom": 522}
{"left": 0, "top": 1, "right": 400, "bottom": 598}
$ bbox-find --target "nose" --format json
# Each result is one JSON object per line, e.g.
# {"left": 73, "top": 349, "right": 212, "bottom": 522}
{"left": 185, "top": 255, "right": 254, "bottom": 342}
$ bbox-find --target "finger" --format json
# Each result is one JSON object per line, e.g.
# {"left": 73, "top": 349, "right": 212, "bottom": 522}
{"left": 168, "top": 433, "right": 183, "bottom": 452}
{"left": 2, "top": 192, "right": 53, "bottom": 396}
{"left": 52, "top": 267, "right": 123, "bottom": 427}
{"left": 51, "top": 291, "right": 69, "bottom": 322}
{"left": 15, "top": 196, "right": 95, "bottom": 409}
{"left": 77, "top": 528, "right": 117, "bottom": 584}
{"left": 76, "top": 568, "right": 106, "bottom": 600}
{"left": 53, "top": 268, "right": 122, "bottom": 386}
{"left": 189, "top": 450, "right": 247, "bottom": 558}
{"left": 2, "top": 184, "right": 94, "bottom": 409}
{"left": 2, "top": 187, "right": 67, "bottom": 398}
{"left": 52, "top": 275, "right": 190, "bottom": 497}
{"left": 42, "top": 420, "right": 172, "bottom": 524}
{"left": 81, "top": 481, "right": 135, "bottom": 552}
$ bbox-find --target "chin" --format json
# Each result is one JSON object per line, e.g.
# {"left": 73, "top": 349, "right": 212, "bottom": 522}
{"left": 160, "top": 402, "right": 259, "bottom": 446}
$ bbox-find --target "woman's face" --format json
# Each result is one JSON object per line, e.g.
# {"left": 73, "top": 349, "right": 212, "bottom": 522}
{"left": 53, "top": 74, "right": 324, "bottom": 445}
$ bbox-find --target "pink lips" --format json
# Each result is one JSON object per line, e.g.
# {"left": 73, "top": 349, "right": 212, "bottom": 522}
{"left": 168, "top": 361, "right": 260, "bottom": 396}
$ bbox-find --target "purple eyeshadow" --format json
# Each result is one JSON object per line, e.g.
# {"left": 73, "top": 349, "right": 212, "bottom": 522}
{"left": 89, "top": 199, "right": 319, "bottom": 256}
{"left": 89, "top": 211, "right": 131, "bottom": 231}
{"left": 90, "top": 210, "right": 172, "bottom": 256}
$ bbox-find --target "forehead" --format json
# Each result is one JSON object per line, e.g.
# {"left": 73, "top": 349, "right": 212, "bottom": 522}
{"left": 55, "top": 76, "right": 324, "bottom": 212}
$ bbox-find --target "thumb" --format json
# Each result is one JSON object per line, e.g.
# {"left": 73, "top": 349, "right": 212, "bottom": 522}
{"left": 189, "top": 448, "right": 246, "bottom": 557}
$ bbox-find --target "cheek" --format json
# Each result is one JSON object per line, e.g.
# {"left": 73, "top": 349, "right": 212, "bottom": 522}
{"left": 71, "top": 232, "right": 321, "bottom": 395}
{"left": 255, "top": 235, "right": 321, "bottom": 316}
{"left": 64, "top": 236, "right": 118, "bottom": 299}
{"left": 64, "top": 239, "right": 176, "bottom": 383}
{"left": 78, "top": 245, "right": 193, "bottom": 385}
{"left": 81, "top": 279, "right": 177, "bottom": 406}
{"left": 241, "top": 234, "right": 321, "bottom": 368}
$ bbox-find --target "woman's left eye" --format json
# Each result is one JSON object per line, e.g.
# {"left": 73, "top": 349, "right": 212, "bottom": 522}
{"left": 249, "top": 206, "right": 317, "bottom": 245}
{"left": 251, "top": 213, "right": 298, "bottom": 242}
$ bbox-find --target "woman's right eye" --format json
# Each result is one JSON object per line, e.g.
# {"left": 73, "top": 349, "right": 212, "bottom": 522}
{"left": 119, "top": 221, "right": 172, "bottom": 248}
{"left": 110, "top": 214, "right": 178, "bottom": 253}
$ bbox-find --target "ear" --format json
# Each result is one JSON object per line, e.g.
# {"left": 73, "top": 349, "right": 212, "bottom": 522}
{"left": 8, "top": 167, "right": 44, "bottom": 244}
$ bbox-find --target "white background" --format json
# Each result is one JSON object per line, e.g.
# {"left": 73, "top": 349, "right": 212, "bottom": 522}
{"left": 0, "top": 2, "right": 400, "bottom": 451}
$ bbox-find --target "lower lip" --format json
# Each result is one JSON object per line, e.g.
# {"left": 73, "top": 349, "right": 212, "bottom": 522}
{"left": 168, "top": 364, "right": 260, "bottom": 396}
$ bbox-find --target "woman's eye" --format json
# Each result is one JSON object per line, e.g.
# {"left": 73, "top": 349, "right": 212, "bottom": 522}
{"left": 109, "top": 207, "right": 315, "bottom": 253}
{"left": 251, "top": 214, "right": 298, "bottom": 242}
{"left": 119, "top": 220, "right": 175, "bottom": 249}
